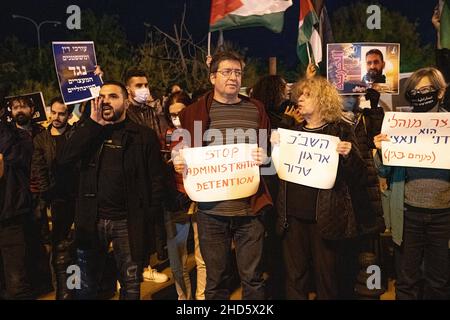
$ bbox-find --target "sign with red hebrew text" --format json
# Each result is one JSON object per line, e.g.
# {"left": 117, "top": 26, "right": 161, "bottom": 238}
{"left": 381, "top": 112, "right": 450, "bottom": 169}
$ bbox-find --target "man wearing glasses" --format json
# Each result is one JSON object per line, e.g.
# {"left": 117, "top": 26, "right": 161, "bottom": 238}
{"left": 174, "top": 50, "right": 272, "bottom": 299}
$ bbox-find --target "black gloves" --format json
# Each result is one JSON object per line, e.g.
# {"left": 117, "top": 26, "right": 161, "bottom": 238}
{"left": 365, "top": 88, "right": 381, "bottom": 109}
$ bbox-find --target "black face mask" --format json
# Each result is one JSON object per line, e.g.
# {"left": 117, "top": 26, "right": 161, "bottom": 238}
{"left": 408, "top": 91, "right": 439, "bottom": 113}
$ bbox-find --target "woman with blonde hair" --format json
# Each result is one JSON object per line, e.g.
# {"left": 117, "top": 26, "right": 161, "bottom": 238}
{"left": 272, "top": 76, "right": 368, "bottom": 299}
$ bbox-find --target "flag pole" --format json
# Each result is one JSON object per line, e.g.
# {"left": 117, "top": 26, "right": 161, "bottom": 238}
{"left": 207, "top": 32, "right": 211, "bottom": 57}
{"left": 306, "top": 42, "right": 312, "bottom": 64}
{"left": 218, "top": 29, "right": 224, "bottom": 48}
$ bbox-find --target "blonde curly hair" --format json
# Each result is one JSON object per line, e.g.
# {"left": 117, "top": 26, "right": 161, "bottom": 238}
{"left": 291, "top": 76, "right": 343, "bottom": 123}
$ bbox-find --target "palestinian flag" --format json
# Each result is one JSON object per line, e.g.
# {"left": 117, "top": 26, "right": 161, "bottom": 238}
{"left": 440, "top": 0, "right": 450, "bottom": 49}
{"left": 210, "top": 0, "right": 293, "bottom": 33}
{"left": 297, "top": 0, "right": 322, "bottom": 66}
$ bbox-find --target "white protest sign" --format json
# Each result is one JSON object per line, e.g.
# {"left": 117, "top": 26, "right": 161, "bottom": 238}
{"left": 180, "top": 143, "right": 260, "bottom": 202}
{"left": 272, "top": 128, "right": 340, "bottom": 189}
{"left": 381, "top": 112, "right": 450, "bottom": 169}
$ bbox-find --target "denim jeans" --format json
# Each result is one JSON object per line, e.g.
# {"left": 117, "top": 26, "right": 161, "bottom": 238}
{"left": 76, "top": 219, "right": 140, "bottom": 300}
{"left": 396, "top": 208, "right": 450, "bottom": 300}
{"left": 197, "top": 211, "right": 265, "bottom": 300}
{"left": 165, "top": 211, "right": 206, "bottom": 300}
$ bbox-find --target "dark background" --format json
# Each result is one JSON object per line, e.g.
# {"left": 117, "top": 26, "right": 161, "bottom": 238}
{"left": 0, "top": 0, "right": 439, "bottom": 66}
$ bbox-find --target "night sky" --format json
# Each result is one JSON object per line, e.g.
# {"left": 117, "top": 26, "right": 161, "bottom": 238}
{"left": 0, "top": 0, "right": 439, "bottom": 67}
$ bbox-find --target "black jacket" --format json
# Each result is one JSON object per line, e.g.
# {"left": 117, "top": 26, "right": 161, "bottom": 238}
{"left": 57, "top": 117, "right": 164, "bottom": 267}
{"left": 352, "top": 107, "right": 386, "bottom": 234}
{"left": 31, "top": 124, "right": 76, "bottom": 200}
{"left": 277, "top": 120, "right": 369, "bottom": 240}
{"left": 0, "top": 122, "right": 34, "bottom": 222}
{"left": 127, "top": 103, "right": 163, "bottom": 138}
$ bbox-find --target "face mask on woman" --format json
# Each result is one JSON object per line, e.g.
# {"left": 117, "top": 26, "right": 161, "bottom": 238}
{"left": 408, "top": 91, "right": 439, "bottom": 113}
{"left": 171, "top": 116, "right": 181, "bottom": 128}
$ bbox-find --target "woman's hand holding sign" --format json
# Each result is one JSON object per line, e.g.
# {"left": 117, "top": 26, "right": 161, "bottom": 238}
{"left": 373, "top": 133, "right": 390, "bottom": 150}
{"left": 336, "top": 141, "right": 352, "bottom": 157}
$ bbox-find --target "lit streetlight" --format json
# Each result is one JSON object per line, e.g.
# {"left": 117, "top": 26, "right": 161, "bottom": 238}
{"left": 12, "top": 14, "right": 61, "bottom": 62}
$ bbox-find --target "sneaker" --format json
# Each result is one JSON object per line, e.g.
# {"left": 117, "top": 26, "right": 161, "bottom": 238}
{"left": 143, "top": 267, "right": 169, "bottom": 283}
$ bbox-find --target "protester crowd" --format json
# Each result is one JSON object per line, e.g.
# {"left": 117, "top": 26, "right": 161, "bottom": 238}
{"left": 1, "top": 12, "right": 449, "bottom": 301}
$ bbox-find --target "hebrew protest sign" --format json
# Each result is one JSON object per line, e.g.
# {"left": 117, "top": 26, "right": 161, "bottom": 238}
{"left": 381, "top": 112, "right": 450, "bottom": 169}
{"left": 181, "top": 143, "right": 260, "bottom": 202}
{"left": 52, "top": 41, "right": 103, "bottom": 104}
{"left": 272, "top": 128, "right": 340, "bottom": 189}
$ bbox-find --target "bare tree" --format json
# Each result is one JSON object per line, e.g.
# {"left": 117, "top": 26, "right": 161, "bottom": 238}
{"left": 137, "top": 3, "right": 210, "bottom": 94}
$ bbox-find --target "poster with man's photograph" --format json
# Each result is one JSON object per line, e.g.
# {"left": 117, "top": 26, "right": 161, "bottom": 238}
{"left": 327, "top": 43, "right": 400, "bottom": 95}
{"left": 2, "top": 92, "right": 47, "bottom": 123}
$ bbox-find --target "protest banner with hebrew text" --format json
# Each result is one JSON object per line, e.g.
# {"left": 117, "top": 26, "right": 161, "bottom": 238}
{"left": 381, "top": 112, "right": 450, "bottom": 169}
{"left": 272, "top": 128, "right": 340, "bottom": 189}
{"left": 52, "top": 41, "right": 103, "bottom": 105}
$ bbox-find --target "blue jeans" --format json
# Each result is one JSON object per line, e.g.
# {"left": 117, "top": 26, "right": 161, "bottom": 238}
{"left": 396, "top": 208, "right": 450, "bottom": 300}
{"left": 197, "top": 211, "right": 265, "bottom": 300}
{"left": 76, "top": 219, "right": 140, "bottom": 300}
{"left": 165, "top": 210, "right": 206, "bottom": 300}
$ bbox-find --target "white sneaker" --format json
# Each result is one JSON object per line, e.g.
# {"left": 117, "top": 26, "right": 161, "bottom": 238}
{"left": 143, "top": 267, "right": 169, "bottom": 283}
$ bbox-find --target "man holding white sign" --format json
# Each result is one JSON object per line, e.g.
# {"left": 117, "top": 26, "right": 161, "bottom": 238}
{"left": 174, "top": 50, "right": 272, "bottom": 300}
{"left": 374, "top": 67, "right": 450, "bottom": 300}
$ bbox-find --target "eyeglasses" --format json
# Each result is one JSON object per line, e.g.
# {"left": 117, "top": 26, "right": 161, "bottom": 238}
{"left": 408, "top": 85, "right": 437, "bottom": 96}
{"left": 170, "top": 113, "right": 180, "bottom": 117}
{"left": 216, "top": 69, "right": 243, "bottom": 77}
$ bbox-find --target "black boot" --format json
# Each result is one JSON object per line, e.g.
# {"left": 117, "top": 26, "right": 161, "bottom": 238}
{"left": 53, "top": 239, "right": 75, "bottom": 300}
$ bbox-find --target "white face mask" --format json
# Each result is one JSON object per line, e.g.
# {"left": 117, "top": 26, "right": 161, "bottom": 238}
{"left": 133, "top": 87, "right": 150, "bottom": 104}
{"left": 171, "top": 116, "right": 181, "bottom": 128}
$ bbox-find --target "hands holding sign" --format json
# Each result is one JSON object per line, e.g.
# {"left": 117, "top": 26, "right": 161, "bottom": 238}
{"left": 173, "top": 146, "right": 187, "bottom": 175}
{"left": 173, "top": 145, "right": 267, "bottom": 175}
{"left": 177, "top": 144, "right": 261, "bottom": 202}
{"left": 251, "top": 147, "right": 267, "bottom": 166}
{"left": 336, "top": 141, "right": 352, "bottom": 157}
{"left": 373, "top": 133, "right": 390, "bottom": 150}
